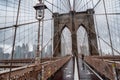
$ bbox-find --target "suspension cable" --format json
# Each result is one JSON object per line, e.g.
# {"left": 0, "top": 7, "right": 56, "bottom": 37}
{"left": 102, "top": 0, "right": 115, "bottom": 56}
{"left": 73, "top": 0, "right": 75, "bottom": 11}
{"left": 60, "top": 0, "right": 70, "bottom": 12}
{"left": 9, "top": 0, "right": 21, "bottom": 79}
{"left": 68, "top": 0, "right": 71, "bottom": 11}
{"left": 44, "top": 0, "right": 66, "bottom": 12}
{"left": 93, "top": 0, "right": 101, "bottom": 9}
{"left": 75, "top": 0, "right": 82, "bottom": 11}
{"left": 77, "top": 0, "right": 92, "bottom": 11}
{"left": 82, "top": 17, "right": 120, "bottom": 55}
{"left": 66, "top": 0, "right": 70, "bottom": 11}
{"left": 0, "top": 18, "right": 54, "bottom": 30}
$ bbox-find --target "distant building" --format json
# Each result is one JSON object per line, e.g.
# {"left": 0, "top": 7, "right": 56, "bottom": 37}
{"left": 14, "top": 46, "right": 22, "bottom": 59}
{"left": 61, "top": 42, "right": 66, "bottom": 56}
{"left": 27, "top": 51, "right": 34, "bottom": 58}
{"left": 22, "top": 44, "right": 28, "bottom": 58}
{"left": 14, "top": 44, "right": 29, "bottom": 59}
{"left": 33, "top": 44, "right": 37, "bottom": 57}
{"left": 46, "top": 44, "right": 52, "bottom": 57}
{"left": 3, "top": 53, "right": 10, "bottom": 59}
{"left": 0, "top": 47, "right": 4, "bottom": 60}
{"left": 41, "top": 47, "right": 47, "bottom": 58}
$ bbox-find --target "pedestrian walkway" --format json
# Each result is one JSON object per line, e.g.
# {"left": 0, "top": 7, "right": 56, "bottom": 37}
{"left": 78, "top": 58, "right": 100, "bottom": 80}
{"left": 52, "top": 58, "right": 74, "bottom": 80}
{"left": 51, "top": 57, "right": 100, "bottom": 80}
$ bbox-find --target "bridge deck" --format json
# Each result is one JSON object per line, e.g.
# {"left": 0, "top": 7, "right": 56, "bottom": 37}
{"left": 51, "top": 57, "right": 100, "bottom": 80}
{"left": 52, "top": 57, "right": 74, "bottom": 80}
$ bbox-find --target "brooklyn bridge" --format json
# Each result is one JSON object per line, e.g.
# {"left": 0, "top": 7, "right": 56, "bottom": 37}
{"left": 0, "top": 0, "right": 120, "bottom": 80}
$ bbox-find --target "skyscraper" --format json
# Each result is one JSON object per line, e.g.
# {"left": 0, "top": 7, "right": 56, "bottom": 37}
{"left": 61, "top": 42, "right": 66, "bottom": 56}
{"left": 41, "top": 47, "right": 46, "bottom": 58}
{"left": 33, "top": 44, "right": 37, "bottom": 57}
{"left": 3, "top": 53, "right": 10, "bottom": 59}
{"left": 14, "top": 46, "right": 22, "bottom": 59}
{"left": 14, "top": 44, "right": 29, "bottom": 59}
{"left": 46, "top": 44, "right": 52, "bottom": 57}
{"left": 0, "top": 47, "right": 4, "bottom": 60}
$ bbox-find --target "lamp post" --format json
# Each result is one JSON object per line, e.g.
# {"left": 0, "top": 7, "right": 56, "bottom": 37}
{"left": 34, "top": 1, "right": 47, "bottom": 63}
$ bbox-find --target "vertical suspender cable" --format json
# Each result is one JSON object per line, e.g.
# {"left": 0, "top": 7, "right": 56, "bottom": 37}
{"left": 51, "top": 0, "right": 54, "bottom": 57}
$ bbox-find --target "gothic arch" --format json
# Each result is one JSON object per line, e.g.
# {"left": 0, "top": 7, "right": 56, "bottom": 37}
{"left": 77, "top": 24, "right": 87, "bottom": 32}
{"left": 53, "top": 9, "right": 99, "bottom": 57}
{"left": 76, "top": 21, "right": 98, "bottom": 55}
{"left": 60, "top": 24, "right": 72, "bottom": 33}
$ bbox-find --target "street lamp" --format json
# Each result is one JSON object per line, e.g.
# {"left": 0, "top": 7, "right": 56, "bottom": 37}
{"left": 34, "top": 2, "right": 47, "bottom": 20}
{"left": 33, "top": 2, "right": 47, "bottom": 63}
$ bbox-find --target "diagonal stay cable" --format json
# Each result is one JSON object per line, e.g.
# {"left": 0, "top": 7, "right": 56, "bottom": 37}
{"left": 77, "top": 12, "right": 120, "bottom": 55}
{"left": 9, "top": 0, "right": 21, "bottom": 79}
{"left": 82, "top": 18, "right": 120, "bottom": 55}
{"left": 64, "top": 0, "right": 71, "bottom": 11}
{"left": 60, "top": 0, "right": 70, "bottom": 11}
{"left": 77, "top": 0, "right": 92, "bottom": 11}
{"left": 75, "top": 0, "right": 82, "bottom": 11}
{"left": 44, "top": 0, "right": 66, "bottom": 12}
{"left": 68, "top": 0, "right": 71, "bottom": 10}
{"left": 93, "top": 0, "right": 101, "bottom": 9}
{"left": 0, "top": 19, "right": 53, "bottom": 30}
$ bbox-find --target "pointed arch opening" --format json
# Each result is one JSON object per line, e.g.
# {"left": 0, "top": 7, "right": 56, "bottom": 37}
{"left": 77, "top": 26, "right": 89, "bottom": 56}
{"left": 61, "top": 27, "right": 72, "bottom": 56}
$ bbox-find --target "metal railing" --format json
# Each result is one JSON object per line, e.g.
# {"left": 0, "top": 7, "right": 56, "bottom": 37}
{"left": 0, "top": 56, "right": 71, "bottom": 80}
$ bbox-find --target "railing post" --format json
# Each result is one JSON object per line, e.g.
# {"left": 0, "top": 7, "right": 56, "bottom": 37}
{"left": 112, "top": 63, "right": 118, "bottom": 80}
{"left": 41, "top": 65, "right": 45, "bottom": 80}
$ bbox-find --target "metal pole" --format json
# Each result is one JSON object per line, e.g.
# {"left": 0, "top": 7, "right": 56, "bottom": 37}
{"left": 41, "top": 19, "right": 44, "bottom": 58}
{"left": 36, "top": 20, "right": 41, "bottom": 63}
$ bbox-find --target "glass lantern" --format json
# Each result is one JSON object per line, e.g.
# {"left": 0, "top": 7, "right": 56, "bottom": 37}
{"left": 34, "top": 3, "right": 47, "bottom": 20}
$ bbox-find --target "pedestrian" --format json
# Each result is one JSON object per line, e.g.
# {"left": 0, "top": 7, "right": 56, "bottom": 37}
{"left": 81, "top": 54, "right": 84, "bottom": 60}
{"left": 81, "top": 54, "right": 85, "bottom": 70}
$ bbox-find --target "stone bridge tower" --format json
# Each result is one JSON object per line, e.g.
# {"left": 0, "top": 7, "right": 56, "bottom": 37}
{"left": 53, "top": 9, "right": 98, "bottom": 57}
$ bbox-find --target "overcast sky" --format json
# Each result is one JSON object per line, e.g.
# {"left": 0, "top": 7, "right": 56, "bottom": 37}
{"left": 0, "top": 0, "right": 120, "bottom": 55}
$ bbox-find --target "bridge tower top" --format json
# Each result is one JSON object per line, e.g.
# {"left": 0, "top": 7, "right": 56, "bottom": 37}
{"left": 53, "top": 9, "right": 99, "bottom": 57}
